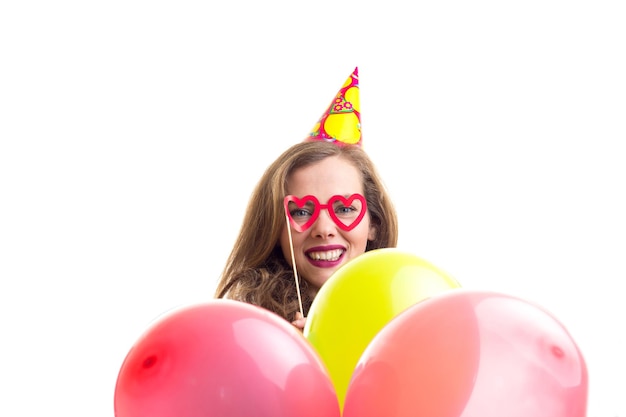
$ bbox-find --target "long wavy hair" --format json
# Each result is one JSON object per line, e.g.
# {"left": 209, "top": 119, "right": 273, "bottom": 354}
{"left": 214, "top": 141, "right": 399, "bottom": 321}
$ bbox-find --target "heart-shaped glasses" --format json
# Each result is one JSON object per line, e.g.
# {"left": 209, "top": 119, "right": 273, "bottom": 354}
{"left": 283, "top": 194, "right": 367, "bottom": 233}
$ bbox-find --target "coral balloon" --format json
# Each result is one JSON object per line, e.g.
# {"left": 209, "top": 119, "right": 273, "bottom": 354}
{"left": 303, "top": 248, "right": 461, "bottom": 409}
{"left": 342, "top": 290, "right": 588, "bottom": 417}
{"left": 114, "top": 300, "right": 339, "bottom": 417}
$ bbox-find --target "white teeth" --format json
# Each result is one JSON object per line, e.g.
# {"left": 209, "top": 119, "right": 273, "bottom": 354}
{"left": 308, "top": 249, "right": 343, "bottom": 261}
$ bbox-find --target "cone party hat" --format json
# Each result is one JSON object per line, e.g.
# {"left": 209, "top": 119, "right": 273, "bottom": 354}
{"left": 306, "top": 67, "right": 361, "bottom": 146}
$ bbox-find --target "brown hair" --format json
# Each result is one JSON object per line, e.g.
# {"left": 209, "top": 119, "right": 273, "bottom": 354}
{"left": 214, "top": 141, "right": 398, "bottom": 321}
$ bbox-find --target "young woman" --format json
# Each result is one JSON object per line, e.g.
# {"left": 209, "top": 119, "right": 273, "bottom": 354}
{"left": 214, "top": 140, "right": 398, "bottom": 330}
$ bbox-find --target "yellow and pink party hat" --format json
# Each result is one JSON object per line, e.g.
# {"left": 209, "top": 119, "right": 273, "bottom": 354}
{"left": 306, "top": 67, "right": 361, "bottom": 146}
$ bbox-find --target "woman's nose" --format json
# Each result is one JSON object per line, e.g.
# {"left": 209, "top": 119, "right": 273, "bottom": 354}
{"left": 310, "top": 210, "right": 336, "bottom": 238}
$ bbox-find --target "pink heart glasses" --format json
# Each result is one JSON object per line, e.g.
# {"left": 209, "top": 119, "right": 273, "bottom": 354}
{"left": 283, "top": 194, "right": 367, "bottom": 233}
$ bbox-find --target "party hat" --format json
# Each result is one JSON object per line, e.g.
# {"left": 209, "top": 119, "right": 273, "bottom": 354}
{"left": 306, "top": 67, "right": 361, "bottom": 146}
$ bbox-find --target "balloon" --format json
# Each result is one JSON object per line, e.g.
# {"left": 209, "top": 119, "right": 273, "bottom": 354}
{"left": 303, "top": 248, "right": 461, "bottom": 409}
{"left": 114, "top": 300, "right": 340, "bottom": 417}
{"left": 342, "top": 290, "right": 588, "bottom": 417}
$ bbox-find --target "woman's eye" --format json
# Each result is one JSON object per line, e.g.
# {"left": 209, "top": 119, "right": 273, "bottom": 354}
{"left": 290, "top": 208, "right": 312, "bottom": 218}
{"left": 336, "top": 205, "right": 357, "bottom": 216}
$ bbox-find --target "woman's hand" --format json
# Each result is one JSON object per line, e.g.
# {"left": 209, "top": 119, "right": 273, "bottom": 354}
{"left": 292, "top": 311, "right": 307, "bottom": 331}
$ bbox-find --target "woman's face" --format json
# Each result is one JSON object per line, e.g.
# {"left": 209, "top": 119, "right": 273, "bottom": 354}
{"left": 279, "top": 155, "right": 376, "bottom": 291}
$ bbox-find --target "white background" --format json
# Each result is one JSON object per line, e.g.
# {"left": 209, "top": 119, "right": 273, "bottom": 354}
{"left": 1, "top": 1, "right": 624, "bottom": 416}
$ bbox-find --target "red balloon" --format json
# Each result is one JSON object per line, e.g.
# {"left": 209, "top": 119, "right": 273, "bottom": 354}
{"left": 343, "top": 290, "right": 588, "bottom": 417}
{"left": 114, "top": 300, "right": 339, "bottom": 417}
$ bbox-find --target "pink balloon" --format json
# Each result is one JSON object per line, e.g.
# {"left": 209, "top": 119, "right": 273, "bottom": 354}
{"left": 343, "top": 290, "right": 588, "bottom": 417}
{"left": 114, "top": 300, "right": 339, "bottom": 417}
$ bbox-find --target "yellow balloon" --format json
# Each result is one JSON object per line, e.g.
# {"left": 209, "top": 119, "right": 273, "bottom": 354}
{"left": 303, "top": 248, "right": 461, "bottom": 411}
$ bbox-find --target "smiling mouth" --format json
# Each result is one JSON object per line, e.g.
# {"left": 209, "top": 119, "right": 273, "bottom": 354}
{"left": 307, "top": 249, "right": 344, "bottom": 261}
